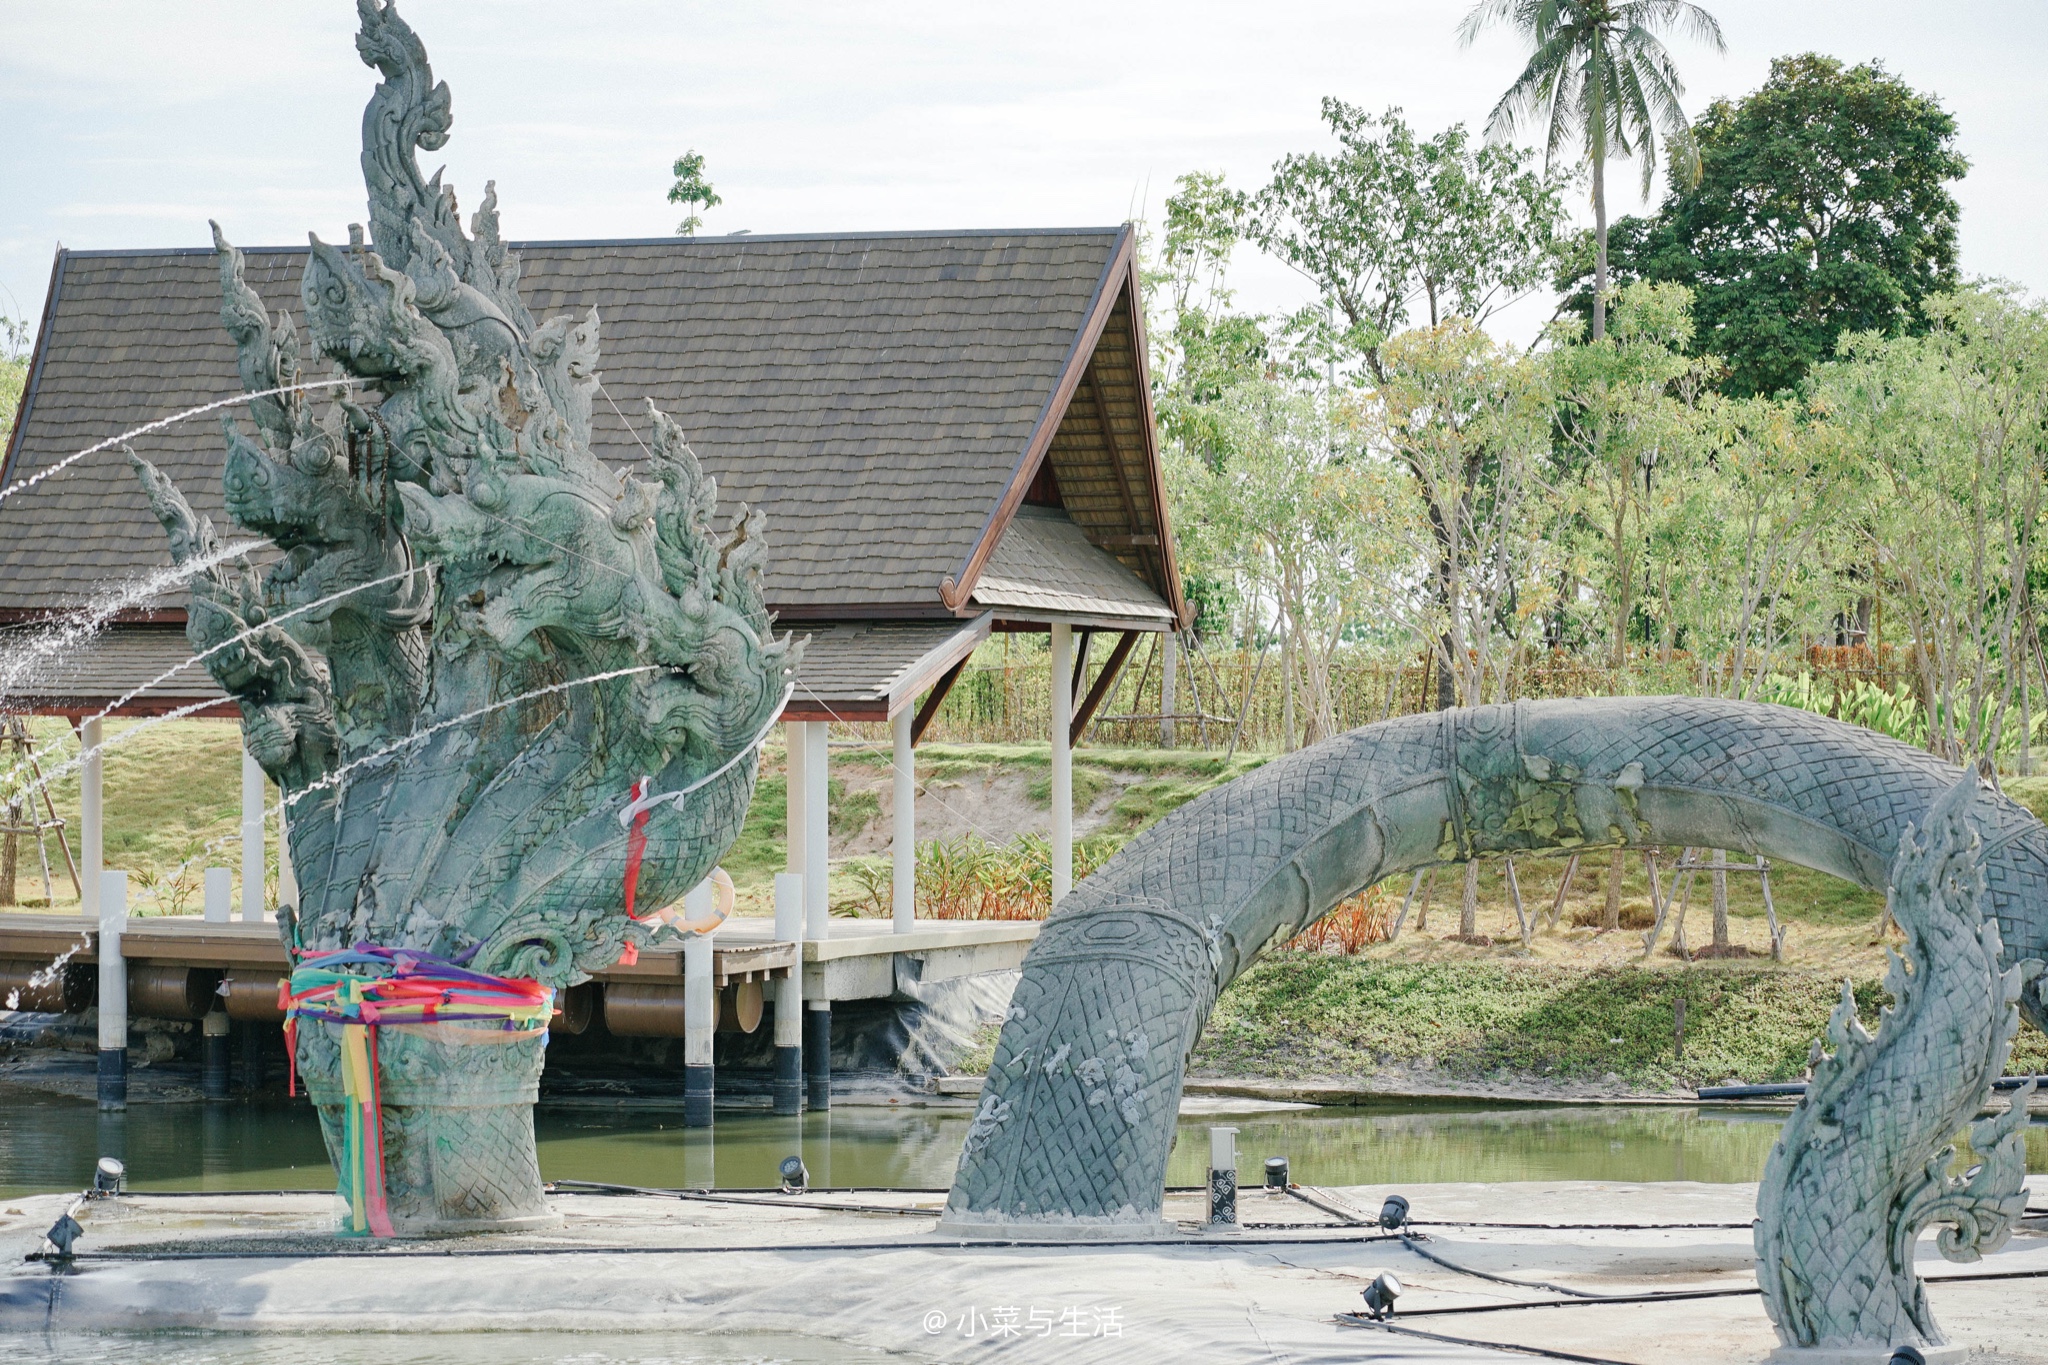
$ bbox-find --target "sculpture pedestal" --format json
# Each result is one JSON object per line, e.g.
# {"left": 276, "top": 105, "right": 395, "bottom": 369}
{"left": 297, "top": 1020, "right": 559, "bottom": 1236}
{"left": 1766, "top": 1343, "right": 1967, "bottom": 1364}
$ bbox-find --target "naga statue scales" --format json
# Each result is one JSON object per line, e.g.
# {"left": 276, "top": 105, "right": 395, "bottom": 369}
{"left": 134, "top": 0, "right": 796, "bottom": 1234}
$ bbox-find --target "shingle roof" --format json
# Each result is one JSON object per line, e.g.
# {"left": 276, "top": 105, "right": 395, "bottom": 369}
{"left": 0, "top": 229, "right": 1142, "bottom": 619}
{"left": 970, "top": 507, "right": 1173, "bottom": 626}
{"left": 0, "top": 625, "right": 235, "bottom": 716}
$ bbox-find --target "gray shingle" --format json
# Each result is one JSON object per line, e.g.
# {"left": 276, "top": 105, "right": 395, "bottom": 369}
{"left": 0, "top": 232, "right": 1123, "bottom": 617}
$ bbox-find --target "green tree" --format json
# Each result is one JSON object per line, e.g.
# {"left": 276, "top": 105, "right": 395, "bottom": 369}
{"left": 1367, "top": 319, "right": 1561, "bottom": 709}
{"left": 1248, "top": 101, "right": 1566, "bottom": 380}
{"left": 0, "top": 316, "right": 30, "bottom": 457}
{"left": 1561, "top": 55, "right": 1967, "bottom": 396}
{"left": 1814, "top": 287, "right": 2048, "bottom": 766}
{"left": 1165, "top": 380, "right": 1398, "bottom": 747}
{"left": 1543, "top": 281, "right": 1713, "bottom": 669}
{"left": 667, "top": 149, "right": 722, "bottom": 236}
{"left": 1460, "top": 0, "right": 1725, "bottom": 342}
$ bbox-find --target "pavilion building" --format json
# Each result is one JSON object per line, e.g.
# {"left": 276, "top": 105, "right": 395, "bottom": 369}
{"left": 0, "top": 225, "right": 1186, "bottom": 930}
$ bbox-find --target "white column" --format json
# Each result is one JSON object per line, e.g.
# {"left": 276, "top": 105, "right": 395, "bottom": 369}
{"left": 682, "top": 879, "right": 720, "bottom": 1125}
{"left": 79, "top": 716, "right": 103, "bottom": 921}
{"left": 772, "top": 867, "right": 804, "bottom": 1100}
{"left": 804, "top": 721, "right": 829, "bottom": 939}
{"left": 97, "top": 870, "right": 127, "bottom": 1052}
{"left": 276, "top": 809, "right": 298, "bottom": 910}
{"left": 1161, "top": 630, "right": 1179, "bottom": 749}
{"left": 684, "top": 935, "right": 715, "bottom": 1065}
{"left": 784, "top": 722, "right": 807, "bottom": 876}
{"left": 1050, "top": 622, "right": 1073, "bottom": 906}
{"left": 892, "top": 709, "right": 915, "bottom": 932}
{"left": 240, "top": 746, "right": 265, "bottom": 920}
{"left": 773, "top": 871, "right": 804, "bottom": 1020}
{"left": 203, "top": 867, "right": 232, "bottom": 923}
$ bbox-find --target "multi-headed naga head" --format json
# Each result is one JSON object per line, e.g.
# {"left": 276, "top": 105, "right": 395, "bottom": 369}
{"left": 134, "top": 0, "right": 798, "bottom": 986}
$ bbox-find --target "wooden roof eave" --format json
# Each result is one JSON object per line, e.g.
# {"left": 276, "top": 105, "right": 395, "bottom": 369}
{"left": 939, "top": 225, "right": 1186, "bottom": 628}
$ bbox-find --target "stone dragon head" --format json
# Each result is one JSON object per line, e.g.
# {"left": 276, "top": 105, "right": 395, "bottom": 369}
{"left": 134, "top": 0, "right": 799, "bottom": 985}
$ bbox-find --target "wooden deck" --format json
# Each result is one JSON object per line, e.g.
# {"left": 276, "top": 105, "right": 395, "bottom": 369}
{"left": 0, "top": 912, "right": 1042, "bottom": 996}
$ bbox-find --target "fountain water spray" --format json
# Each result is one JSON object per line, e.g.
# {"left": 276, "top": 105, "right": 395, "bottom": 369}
{"left": 0, "top": 537, "right": 273, "bottom": 703}
{"left": 0, "top": 380, "right": 354, "bottom": 505}
{"left": 0, "top": 564, "right": 438, "bottom": 796}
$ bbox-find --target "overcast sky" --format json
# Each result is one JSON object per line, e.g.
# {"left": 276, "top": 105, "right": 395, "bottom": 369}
{"left": 3, "top": 1, "right": 2043, "bottom": 350}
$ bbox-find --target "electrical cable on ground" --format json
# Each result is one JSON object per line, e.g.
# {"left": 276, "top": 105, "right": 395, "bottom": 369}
{"left": 1399, "top": 1233, "right": 1615, "bottom": 1299}
{"left": 1337, "top": 1314, "right": 1642, "bottom": 1365}
{"left": 27, "top": 1227, "right": 1410, "bottom": 1263}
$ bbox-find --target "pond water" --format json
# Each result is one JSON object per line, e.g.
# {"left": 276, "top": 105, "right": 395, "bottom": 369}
{"left": 12, "top": 1087, "right": 2026, "bottom": 1199}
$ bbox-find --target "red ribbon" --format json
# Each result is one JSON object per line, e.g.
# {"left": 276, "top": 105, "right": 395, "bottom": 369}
{"left": 622, "top": 776, "right": 654, "bottom": 921}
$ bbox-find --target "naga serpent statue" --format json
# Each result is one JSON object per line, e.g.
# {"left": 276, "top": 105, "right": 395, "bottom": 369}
{"left": 943, "top": 698, "right": 2048, "bottom": 1233}
{"left": 1757, "top": 775, "right": 2036, "bottom": 1359}
{"left": 133, "top": 0, "right": 795, "bottom": 1233}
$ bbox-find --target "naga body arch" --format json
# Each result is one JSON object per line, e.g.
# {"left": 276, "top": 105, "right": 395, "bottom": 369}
{"left": 941, "top": 697, "right": 2048, "bottom": 1233}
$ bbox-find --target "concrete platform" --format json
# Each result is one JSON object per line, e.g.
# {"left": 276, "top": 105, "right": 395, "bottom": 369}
{"left": 4, "top": 1178, "right": 2043, "bottom": 1361}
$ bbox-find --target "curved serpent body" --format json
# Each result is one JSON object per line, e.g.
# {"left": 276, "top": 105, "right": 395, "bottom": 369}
{"left": 1756, "top": 776, "right": 2036, "bottom": 1351}
{"left": 942, "top": 697, "right": 2048, "bottom": 1232}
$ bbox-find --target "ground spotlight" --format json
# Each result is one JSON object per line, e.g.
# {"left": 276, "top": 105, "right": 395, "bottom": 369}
{"left": 1359, "top": 1270, "right": 1402, "bottom": 1320}
{"left": 778, "top": 1155, "right": 808, "bottom": 1194}
{"left": 1378, "top": 1194, "right": 1409, "bottom": 1230}
{"left": 1264, "top": 1156, "right": 1289, "bottom": 1188}
{"left": 1888, "top": 1349, "right": 1926, "bottom": 1365}
{"left": 93, "top": 1157, "right": 125, "bottom": 1195}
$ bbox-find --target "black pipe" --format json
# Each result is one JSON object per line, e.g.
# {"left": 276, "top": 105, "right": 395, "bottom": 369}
{"left": 201, "top": 1012, "right": 230, "bottom": 1101}
{"left": 682, "top": 1064, "right": 713, "bottom": 1128}
{"left": 772, "top": 1045, "right": 801, "bottom": 1115}
{"left": 803, "top": 1003, "right": 831, "bottom": 1111}
{"left": 1700, "top": 1075, "right": 2043, "bottom": 1101}
{"left": 95, "top": 1047, "right": 125, "bottom": 1111}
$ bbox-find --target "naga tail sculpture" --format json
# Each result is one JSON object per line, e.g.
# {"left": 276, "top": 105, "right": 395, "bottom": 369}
{"left": 943, "top": 699, "right": 2048, "bottom": 1234}
{"left": 133, "top": 0, "right": 797, "bottom": 1234}
{"left": 1757, "top": 775, "right": 2039, "bottom": 1358}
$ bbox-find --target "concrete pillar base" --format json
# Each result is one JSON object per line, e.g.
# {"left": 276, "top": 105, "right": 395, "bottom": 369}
{"left": 803, "top": 1005, "right": 831, "bottom": 1111}
{"left": 683, "top": 1064, "right": 715, "bottom": 1127}
{"left": 96, "top": 1048, "right": 126, "bottom": 1111}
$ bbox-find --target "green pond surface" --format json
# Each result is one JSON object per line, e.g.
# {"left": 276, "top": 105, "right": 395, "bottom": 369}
{"left": 11, "top": 1088, "right": 2044, "bottom": 1200}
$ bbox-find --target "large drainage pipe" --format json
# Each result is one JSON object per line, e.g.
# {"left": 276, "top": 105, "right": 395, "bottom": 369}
{"left": 0, "top": 959, "right": 92, "bottom": 1013}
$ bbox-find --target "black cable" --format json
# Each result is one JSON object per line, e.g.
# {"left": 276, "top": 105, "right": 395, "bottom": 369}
{"left": 1398, "top": 1286, "right": 1761, "bottom": 1316}
{"left": 25, "top": 1227, "right": 1408, "bottom": 1264}
{"left": 1399, "top": 1233, "right": 1613, "bottom": 1299}
{"left": 1338, "top": 1314, "right": 1641, "bottom": 1364}
{"left": 544, "top": 1178, "right": 937, "bottom": 1219}
{"left": 1408, "top": 1219, "right": 1756, "bottom": 1231}
{"left": 1356, "top": 1265, "right": 2048, "bottom": 1320}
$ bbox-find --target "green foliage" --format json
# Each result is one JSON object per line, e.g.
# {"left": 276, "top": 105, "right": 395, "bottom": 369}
{"left": 1248, "top": 100, "right": 1567, "bottom": 378}
{"left": 666, "top": 149, "right": 722, "bottom": 236}
{"left": 0, "top": 315, "right": 29, "bottom": 456}
{"left": 1564, "top": 54, "right": 1968, "bottom": 395}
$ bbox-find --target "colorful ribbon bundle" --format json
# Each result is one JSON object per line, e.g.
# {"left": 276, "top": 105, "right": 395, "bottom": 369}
{"left": 282, "top": 945, "right": 554, "bottom": 1237}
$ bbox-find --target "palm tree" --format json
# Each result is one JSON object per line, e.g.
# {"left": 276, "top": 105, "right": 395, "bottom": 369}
{"left": 1459, "top": 1, "right": 1724, "bottom": 340}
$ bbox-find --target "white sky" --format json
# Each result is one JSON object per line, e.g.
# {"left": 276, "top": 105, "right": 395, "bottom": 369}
{"left": 2, "top": 1, "right": 2043, "bottom": 351}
